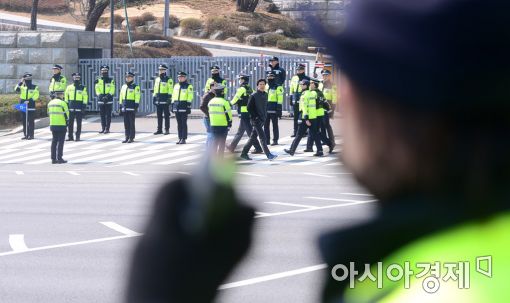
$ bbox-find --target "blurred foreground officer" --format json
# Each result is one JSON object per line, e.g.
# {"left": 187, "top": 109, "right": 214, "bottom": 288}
{"left": 153, "top": 64, "right": 173, "bottom": 135}
{"left": 204, "top": 65, "right": 227, "bottom": 95}
{"left": 289, "top": 63, "right": 310, "bottom": 137}
{"left": 48, "top": 65, "right": 67, "bottom": 100}
{"left": 207, "top": 85, "right": 232, "bottom": 157}
{"left": 172, "top": 71, "right": 193, "bottom": 144}
{"left": 65, "top": 73, "right": 88, "bottom": 141}
{"left": 47, "top": 91, "right": 69, "bottom": 164}
{"left": 264, "top": 71, "right": 284, "bottom": 145}
{"left": 14, "top": 73, "right": 39, "bottom": 140}
{"left": 119, "top": 72, "right": 140, "bottom": 143}
{"left": 227, "top": 73, "right": 262, "bottom": 153}
{"left": 95, "top": 65, "right": 115, "bottom": 134}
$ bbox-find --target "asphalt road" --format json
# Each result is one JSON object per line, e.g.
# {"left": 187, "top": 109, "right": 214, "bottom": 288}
{"left": 0, "top": 116, "right": 375, "bottom": 303}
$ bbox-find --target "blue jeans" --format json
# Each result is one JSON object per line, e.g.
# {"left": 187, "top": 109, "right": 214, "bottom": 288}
{"left": 203, "top": 117, "right": 212, "bottom": 147}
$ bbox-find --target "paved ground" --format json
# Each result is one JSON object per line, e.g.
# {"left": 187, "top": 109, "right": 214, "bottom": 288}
{"left": 0, "top": 116, "right": 374, "bottom": 302}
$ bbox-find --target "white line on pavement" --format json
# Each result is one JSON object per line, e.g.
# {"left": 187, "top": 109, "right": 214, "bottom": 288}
{"left": 265, "top": 201, "right": 317, "bottom": 209}
{"left": 122, "top": 171, "right": 139, "bottom": 176}
{"left": 304, "top": 196, "right": 378, "bottom": 203}
{"left": 8, "top": 234, "right": 28, "bottom": 252}
{"left": 219, "top": 264, "right": 327, "bottom": 290}
{"left": 67, "top": 171, "right": 80, "bottom": 176}
{"left": 303, "top": 173, "right": 335, "bottom": 178}
{"left": 340, "top": 193, "right": 374, "bottom": 197}
{"left": 238, "top": 172, "right": 265, "bottom": 177}
{"left": 100, "top": 222, "right": 141, "bottom": 236}
{"left": 256, "top": 199, "right": 377, "bottom": 218}
{"left": 15, "top": 171, "right": 24, "bottom": 175}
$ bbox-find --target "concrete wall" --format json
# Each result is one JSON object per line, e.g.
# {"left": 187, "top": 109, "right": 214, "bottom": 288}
{"left": 272, "top": 0, "right": 349, "bottom": 27}
{"left": 0, "top": 31, "right": 111, "bottom": 95}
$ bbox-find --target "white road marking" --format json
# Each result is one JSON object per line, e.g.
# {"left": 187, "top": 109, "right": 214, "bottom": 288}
{"left": 67, "top": 171, "right": 80, "bottom": 176}
{"left": 265, "top": 201, "right": 317, "bottom": 209}
{"left": 341, "top": 193, "right": 373, "bottom": 197}
{"left": 255, "top": 211, "right": 270, "bottom": 216}
{"left": 123, "top": 171, "right": 139, "bottom": 176}
{"left": 303, "top": 173, "right": 334, "bottom": 178}
{"left": 238, "top": 172, "right": 265, "bottom": 177}
{"left": 8, "top": 234, "right": 28, "bottom": 252}
{"left": 219, "top": 264, "right": 327, "bottom": 290}
{"left": 158, "top": 154, "right": 203, "bottom": 165}
{"left": 121, "top": 150, "right": 190, "bottom": 165}
{"left": 100, "top": 221, "right": 141, "bottom": 236}
{"left": 256, "top": 199, "right": 377, "bottom": 218}
{"left": 15, "top": 171, "right": 24, "bottom": 175}
{"left": 304, "top": 196, "right": 377, "bottom": 203}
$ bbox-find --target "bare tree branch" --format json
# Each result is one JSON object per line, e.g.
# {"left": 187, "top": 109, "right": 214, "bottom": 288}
{"left": 31, "top": 0, "right": 39, "bottom": 30}
{"left": 85, "top": 0, "right": 110, "bottom": 31}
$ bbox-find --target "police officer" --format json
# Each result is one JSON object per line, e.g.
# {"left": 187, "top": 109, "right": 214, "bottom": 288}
{"left": 65, "top": 73, "right": 88, "bottom": 141}
{"left": 227, "top": 74, "right": 262, "bottom": 153}
{"left": 267, "top": 56, "right": 286, "bottom": 87}
{"left": 14, "top": 73, "right": 39, "bottom": 140}
{"left": 153, "top": 64, "right": 174, "bottom": 135}
{"left": 47, "top": 91, "right": 69, "bottom": 164}
{"left": 49, "top": 65, "right": 67, "bottom": 100}
{"left": 284, "top": 79, "right": 323, "bottom": 156}
{"left": 204, "top": 65, "right": 227, "bottom": 95}
{"left": 207, "top": 85, "right": 232, "bottom": 157}
{"left": 95, "top": 65, "right": 115, "bottom": 134}
{"left": 264, "top": 71, "right": 284, "bottom": 146}
{"left": 318, "top": 70, "right": 336, "bottom": 151}
{"left": 119, "top": 72, "right": 141, "bottom": 143}
{"left": 289, "top": 63, "right": 310, "bottom": 137}
{"left": 305, "top": 79, "right": 332, "bottom": 153}
{"left": 172, "top": 71, "right": 193, "bottom": 144}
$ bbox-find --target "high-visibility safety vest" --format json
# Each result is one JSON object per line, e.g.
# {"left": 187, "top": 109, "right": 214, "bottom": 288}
{"left": 47, "top": 98, "right": 69, "bottom": 126}
{"left": 301, "top": 90, "right": 318, "bottom": 120}
{"left": 230, "top": 85, "right": 253, "bottom": 115}
{"left": 119, "top": 83, "right": 141, "bottom": 111}
{"left": 342, "top": 211, "right": 510, "bottom": 303}
{"left": 49, "top": 74, "right": 67, "bottom": 93}
{"left": 319, "top": 81, "right": 338, "bottom": 105}
{"left": 153, "top": 75, "right": 174, "bottom": 96}
{"left": 208, "top": 97, "right": 232, "bottom": 127}
{"left": 95, "top": 77, "right": 116, "bottom": 98}
{"left": 14, "top": 82, "right": 39, "bottom": 111}
{"left": 265, "top": 84, "right": 284, "bottom": 113}
{"left": 65, "top": 84, "right": 88, "bottom": 111}
{"left": 172, "top": 82, "right": 194, "bottom": 111}
{"left": 315, "top": 89, "right": 325, "bottom": 117}
{"left": 205, "top": 77, "right": 228, "bottom": 95}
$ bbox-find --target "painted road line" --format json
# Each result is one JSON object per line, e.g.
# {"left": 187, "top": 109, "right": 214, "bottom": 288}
{"left": 67, "top": 171, "right": 80, "bottom": 176}
{"left": 100, "top": 221, "right": 141, "bottom": 236}
{"left": 0, "top": 148, "right": 44, "bottom": 161}
{"left": 255, "top": 211, "right": 270, "bottom": 216}
{"left": 70, "top": 149, "right": 133, "bottom": 163}
{"left": 292, "top": 155, "right": 338, "bottom": 166}
{"left": 341, "top": 193, "right": 374, "bottom": 197}
{"left": 15, "top": 171, "right": 24, "bottom": 175}
{"left": 158, "top": 154, "right": 203, "bottom": 165}
{"left": 98, "top": 149, "right": 164, "bottom": 164}
{"left": 304, "top": 173, "right": 335, "bottom": 178}
{"left": 265, "top": 201, "right": 317, "bottom": 209}
{"left": 9, "top": 234, "right": 28, "bottom": 252}
{"left": 121, "top": 150, "right": 190, "bottom": 165}
{"left": 28, "top": 149, "right": 103, "bottom": 165}
{"left": 238, "top": 172, "right": 265, "bottom": 177}
{"left": 256, "top": 199, "right": 377, "bottom": 218}
{"left": 0, "top": 149, "right": 19, "bottom": 156}
{"left": 219, "top": 264, "right": 327, "bottom": 290}
{"left": 123, "top": 171, "right": 139, "bottom": 176}
{"left": 304, "top": 196, "right": 378, "bottom": 203}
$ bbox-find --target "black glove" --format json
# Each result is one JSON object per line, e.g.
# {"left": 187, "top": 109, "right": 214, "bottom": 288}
{"left": 126, "top": 177, "right": 254, "bottom": 303}
{"left": 186, "top": 106, "right": 191, "bottom": 115}
{"left": 49, "top": 92, "right": 55, "bottom": 99}
{"left": 289, "top": 95, "right": 294, "bottom": 106}
{"left": 153, "top": 96, "right": 157, "bottom": 105}
{"left": 171, "top": 103, "right": 175, "bottom": 113}
{"left": 277, "top": 104, "right": 282, "bottom": 119}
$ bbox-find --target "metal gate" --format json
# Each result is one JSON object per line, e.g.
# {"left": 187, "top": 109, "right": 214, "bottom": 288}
{"left": 79, "top": 56, "right": 310, "bottom": 113}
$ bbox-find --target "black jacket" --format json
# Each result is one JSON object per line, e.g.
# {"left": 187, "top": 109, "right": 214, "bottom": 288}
{"left": 269, "top": 64, "right": 286, "bottom": 86}
{"left": 247, "top": 90, "right": 268, "bottom": 123}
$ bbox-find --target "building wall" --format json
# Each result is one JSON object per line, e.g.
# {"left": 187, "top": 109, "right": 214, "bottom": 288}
{"left": 272, "top": 0, "right": 349, "bottom": 27}
{"left": 0, "top": 31, "right": 111, "bottom": 95}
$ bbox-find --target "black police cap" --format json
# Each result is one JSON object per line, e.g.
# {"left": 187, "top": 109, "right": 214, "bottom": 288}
{"left": 159, "top": 64, "right": 168, "bottom": 70}
{"left": 210, "top": 65, "right": 220, "bottom": 71}
{"left": 299, "top": 79, "right": 310, "bottom": 86}
{"left": 52, "top": 64, "right": 63, "bottom": 70}
{"left": 100, "top": 65, "right": 109, "bottom": 71}
{"left": 296, "top": 63, "right": 306, "bottom": 70}
{"left": 177, "top": 71, "right": 187, "bottom": 76}
{"left": 314, "top": 0, "right": 510, "bottom": 113}
{"left": 269, "top": 56, "right": 279, "bottom": 62}
{"left": 238, "top": 73, "right": 250, "bottom": 79}
{"left": 23, "top": 73, "right": 32, "bottom": 78}
{"left": 72, "top": 72, "right": 81, "bottom": 77}
{"left": 125, "top": 72, "right": 135, "bottom": 77}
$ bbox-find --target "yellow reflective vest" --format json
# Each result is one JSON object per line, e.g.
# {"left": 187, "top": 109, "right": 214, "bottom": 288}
{"left": 47, "top": 98, "right": 69, "bottom": 126}
{"left": 209, "top": 97, "right": 232, "bottom": 127}
{"left": 301, "top": 90, "right": 317, "bottom": 120}
{"left": 95, "top": 77, "right": 116, "bottom": 96}
{"left": 172, "top": 82, "right": 194, "bottom": 112}
{"left": 230, "top": 85, "right": 252, "bottom": 115}
{"left": 205, "top": 77, "right": 227, "bottom": 95}
{"left": 65, "top": 84, "right": 88, "bottom": 111}
{"left": 119, "top": 83, "right": 141, "bottom": 111}
{"left": 49, "top": 74, "right": 67, "bottom": 93}
{"left": 14, "top": 82, "right": 39, "bottom": 111}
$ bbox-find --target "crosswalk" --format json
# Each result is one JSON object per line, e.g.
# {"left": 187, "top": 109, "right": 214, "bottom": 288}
{"left": 0, "top": 130, "right": 342, "bottom": 166}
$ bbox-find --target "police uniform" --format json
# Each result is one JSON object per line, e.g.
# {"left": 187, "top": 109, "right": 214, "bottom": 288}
{"left": 289, "top": 64, "right": 310, "bottom": 137}
{"left": 14, "top": 73, "right": 39, "bottom": 140}
{"left": 204, "top": 65, "right": 227, "bottom": 96}
{"left": 264, "top": 71, "right": 284, "bottom": 145}
{"left": 49, "top": 64, "right": 67, "bottom": 99}
{"left": 47, "top": 93, "right": 69, "bottom": 164}
{"left": 208, "top": 85, "right": 232, "bottom": 157}
{"left": 95, "top": 65, "right": 116, "bottom": 134}
{"left": 153, "top": 64, "right": 174, "bottom": 135}
{"left": 267, "top": 56, "right": 286, "bottom": 87}
{"left": 284, "top": 80, "right": 323, "bottom": 156}
{"left": 172, "top": 71, "right": 193, "bottom": 144}
{"left": 318, "top": 70, "right": 336, "bottom": 152}
{"left": 227, "top": 74, "right": 262, "bottom": 153}
{"left": 64, "top": 73, "right": 88, "bottom": 141}
{"left": 119, "top": 72, "right": 141, "bottom": 143}
{"left": 306, "top": 79, "right": 332, "bottom": 153}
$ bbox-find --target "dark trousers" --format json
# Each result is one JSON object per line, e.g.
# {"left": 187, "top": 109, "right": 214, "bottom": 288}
{"left": 124, "top": 111, "right": 136, "bottom": 140}
{"left": 22, "top": 111, "right": 35, "bottom": 138}
{"left": 176, "top": 112, "right": 188, "bottom": 140}
{"left": 99, "top": 104, "right": 112, "bottom": 131}
{"left": 68, "top": 111, "right": 83, "bottom": 139}
{"left": 290, "top": 119, "right": 323, "bottom": 153}
{"left": 242, "top": 120, "right": 271, "bottom": 157}
{"left": 323, "top": 114, "right": 335, "bottom": 145}
{"left": 156, "top": 104, "right": 170, "bottom": 132}
{"left": 307, "top": 115, "right": 331, "bottom": 149}
{"left": 210, "top": 127, "right": 228, "bottom": 158}
{"left": 293, "top": 103, "right": 300, "bottom": 135}
{"left": 51, "top": 127, "right": 66, "bottom": 161}
{"left": 264, "top": 113, "right": 279, "bottom": 143}
{"left": 230, "top": 116, "right": 262, "bottom": 151}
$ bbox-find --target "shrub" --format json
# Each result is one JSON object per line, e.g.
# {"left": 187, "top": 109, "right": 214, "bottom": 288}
{"left": 276, "top": 38, "right": 300, "bottom": 51}
{"left": 0, "top": 0, "right": 67, "bottom": 14}
{"left": 98, "top": 14, "right": 125, "bottom": 29}
{"left": 140, "top": 12, "right": 157, "bottom": 23}
{"left": 296, "top": 38, "right": 316, "bottom": 51}
{"left": 158, "top": 15, "right": 181, "bottom": 29}
{"left": 205, "top": 16, "right": 236, "bottom": 36}
{"left": 263, "top": 33, "right": 286, "bottom": 47}
{"left": 245, "top": 20, "right": 265, "bottom": 34}
{"left": 128, "top": 16, "right": 146, "bottom": 27}
{"left": 180, "top": 18, "right": 203, "bottom": 31}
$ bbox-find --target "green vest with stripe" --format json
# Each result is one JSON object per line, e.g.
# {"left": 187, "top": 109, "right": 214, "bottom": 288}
{"left": 208, "top": 97, "right": 232, "bottom": 127}
{"left": 230, "top": 84, "right": 253, "bottom": 117}
{"left": 301, "top": 90, "right": 318, "bottom": 120}
{"left": 47, "top": 98, "right": 69, "bottom": 126}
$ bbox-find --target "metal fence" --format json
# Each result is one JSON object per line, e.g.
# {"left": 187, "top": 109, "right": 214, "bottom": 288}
{"left": 79, "top": 56, "right": 311, "bottom": 113}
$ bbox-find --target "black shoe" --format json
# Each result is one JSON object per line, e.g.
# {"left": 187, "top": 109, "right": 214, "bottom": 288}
{"left": 164, "top": 130, "right": 170, "bottom": 135}
{"left": 104, "top": 129, "right": 110, "bottom": 134}
{"left": 226, "top": 145, "right": 235, "bottom": 153}
{"left": 122, "top": 139, "right": 129, "bottom": 143}
{"left": 303, "top": 149, "right": 314, "bottom": 152}
{"left": 290, "top": 134, "right": 296, "bottom": 138}
{"left": 180, "top": 139, "right": 186, "bottom": 144}
{"left": 66, "top": 138, "right": 74, "bottom": 141}
{"left": 128, "top": 139, "right": 134, "bottom": 143}
{"left": 176, "top": 139, "right": 182, "bottom": 144}
{"left": 284, "top": 149, "right": 295, "bottom": 156}
{"left": 239, "top": 153, "right": 252, "bottom": 161}
{"left": 329, "top": 144, "right": 335, "bottom": 154}
{"left": 153, "top": 130, "right": 163, "bottom": 135}
{"left": 52, "top": 159, "right": 58, "bottom": 164}
{"left": 313, "top": 151, "right": 324, "bottom": 157}
{"left": 251, "top": 149, "right": 264, "bottom": 154}
{"left": 57, "top": 159, "right": 68, "bottom": 164}
{"left": 267, "top": 153, "right": 278, "bottom": 161}
{"left": 98, "top": 129, "right": 105, "bottom": 134}
{"left": 27, "top": 136, "right": 33, "bottom": 140}
{"left": 271, "top": 141, "right": 278, "bottom": 146}
{"left": 75, "top": 137, "right": 80, "bottom": 142}
{"left": 21, "top": 136, "right": 27, "bottom": 140}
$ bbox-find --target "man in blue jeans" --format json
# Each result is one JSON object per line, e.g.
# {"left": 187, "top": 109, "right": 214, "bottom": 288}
{"left": 200, "top": 83, "right": 216, "bottom": 148}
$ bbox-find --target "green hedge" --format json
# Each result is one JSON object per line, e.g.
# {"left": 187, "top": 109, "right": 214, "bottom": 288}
{"left": 0, "top": 95, "right": 49, "bottom": 129}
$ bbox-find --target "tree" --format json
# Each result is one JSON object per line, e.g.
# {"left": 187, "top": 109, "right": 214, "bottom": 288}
{"left": 236, "top": 0, "right": 259, "bottom": 12}
{"left": 30, "top": 0, "right": 39, "bottom": 30}
{"left": 85, "top": 0, "right": 110, "bottom": 31}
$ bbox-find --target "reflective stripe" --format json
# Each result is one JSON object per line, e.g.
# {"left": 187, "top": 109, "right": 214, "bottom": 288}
{"left": 27, "top": 108, "right": 36, "bottom": 111}
{"left": 267, "top": 110, "right": 277, "bottom": 113}
{"left": 97, "top": 101, "right": 104, "bottom": 104}
{"left": 50, "top": 112, "right": 66, "bottom": 115}
{"left": 209, "top": 104, "right": 223, "bottom": 107}
{"left": 177, "top": 109, "right": 187, "bottom": 112}
{"left": 209, "top": 112, "right": 224, "bottom": 115}
{"left": 125, "top": 108, "right": 136, "bottom": 111}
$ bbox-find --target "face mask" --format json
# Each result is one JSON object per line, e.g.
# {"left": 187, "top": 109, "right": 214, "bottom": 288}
{"left": 101, "top": 72, "right": 108, "bottom": 77}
